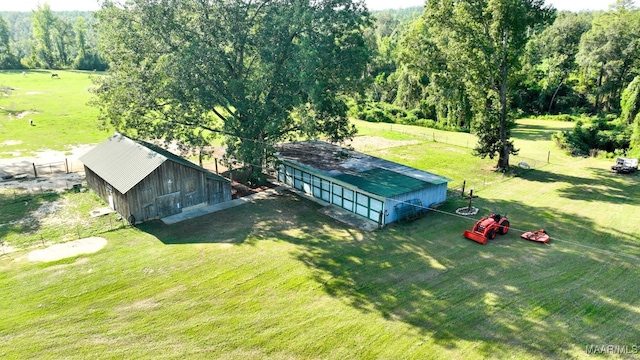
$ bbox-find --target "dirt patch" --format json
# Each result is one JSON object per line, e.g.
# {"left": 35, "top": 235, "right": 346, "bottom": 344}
{"left": 28, "top": 237, "right": 107, "bottom": 262}
{"left": 1, "top": 140, "right": 23, "bottom": 146}
{"left": 15, "top": 111, "right": 38, "bottom": 119}
{"left": 0, "top": 172, "right": 85, "bottom": 192}
{"left": 0, "top": 143, "right": 94, "bottom": 190}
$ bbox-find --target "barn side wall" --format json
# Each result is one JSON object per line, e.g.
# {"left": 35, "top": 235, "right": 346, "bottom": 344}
{"left": 207, "top": 177, "right": 232, "bottom": 204}
{"left": 84, "top": 165, "right": 131, "bottom": 221}
{"left": 276, "top": 162, "right": 449, "bottom": 226}
{"left": 127, "top": 161, "right": 208, "bottom": 222}
{"left": 85, "top": 161, "right": 231, "bottom": 224}
{"left": 276, "top": 162, "right": 385, "bottom": 225}
{"left": 385, "top": 183, "right": 448, "bottom": 223}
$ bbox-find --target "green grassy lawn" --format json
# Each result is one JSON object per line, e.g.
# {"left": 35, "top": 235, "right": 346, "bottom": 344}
{"left": 0, "top": 70, "right": 111, "bottom": 157}
{"left": 1, "top": 189, "right": 638, "bottom": 359}
{"left": 1, "top": 79, "right": 639, "bottom": 358}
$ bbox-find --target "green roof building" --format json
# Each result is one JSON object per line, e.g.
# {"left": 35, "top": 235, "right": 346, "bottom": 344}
{"left": 275, "top": 141, "right": 450, "bottom": 226}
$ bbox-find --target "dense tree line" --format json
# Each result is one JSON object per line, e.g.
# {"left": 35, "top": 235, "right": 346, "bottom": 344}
{"left": 0, "top": 6, "right": 107, "bottom": 70}
{"left": 363, "top": 0, "right": 640, "bottom": 159}
{"left": 2, "top": 0, "right": 639, "bottom": 165}
{"left": 366, "top": 1, "right": 640, "bottom": 119}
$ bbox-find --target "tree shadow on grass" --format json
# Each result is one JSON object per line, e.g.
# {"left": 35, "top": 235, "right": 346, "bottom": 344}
{"left": 517, "top": 166, "right": 640, "bottom": 205}
{"left": 289, "top": 197, "right": 640, "bottom": 358}
{"left": 138, "top": 191, "right": 326, "bottom": 246}
{"left": 139, "top": 190, "right": 639, "bottom": 358}
{"left": 512, "top": 122, "right": 571, "bottom": 142}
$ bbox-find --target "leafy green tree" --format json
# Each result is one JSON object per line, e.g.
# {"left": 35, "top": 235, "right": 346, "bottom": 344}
{"left": 72, "top": 16, "right": 108, "bottom": 71}
{"left": 92, "top": 0, "right": 371, "bottom": 182}
{"left": 397, "top": 17, "right": 472, "bottom": 129}
{"left": 0, "top": 14, "right": 20, "bottom": 69}
{"left": 620, "top": 76, "right": 640, "bottom": 124}
{"left": 52, "top": 18, "right": 74, "bottom": 67}
{"left": 577, "top": 1, "right": 640, "bottom": 113}
{"left": 536, "top": 12, "right": 591, "bottom": 113}
{"left": 31, "top": 4, "right": 57, "bottom": 68}
{"left": 74, "top": 17, "right": 87, "bottom": 59}
{"left": 424, "top": 0, "right": 554, "bottom": 169}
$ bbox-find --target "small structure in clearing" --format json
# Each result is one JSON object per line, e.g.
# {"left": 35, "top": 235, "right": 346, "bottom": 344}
{"left": 274, "top": 140, "right": 450, "bottom": 227}
{"left": 80, "top": 133, "right": 232, "bottom": 224}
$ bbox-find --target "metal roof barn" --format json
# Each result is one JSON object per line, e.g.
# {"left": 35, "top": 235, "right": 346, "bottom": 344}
{"left": 274, "top": 140, "right": 450, "bottom": 227}
{"left": 80, "top": 133, "right": 232, "bottom": 224}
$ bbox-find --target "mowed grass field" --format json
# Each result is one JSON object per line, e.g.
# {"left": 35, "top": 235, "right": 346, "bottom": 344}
{"left": 1, "top": 72, "right": 639, "bottom": 359}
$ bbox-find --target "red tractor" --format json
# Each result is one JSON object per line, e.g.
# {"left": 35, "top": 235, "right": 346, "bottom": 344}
{"left": 463, "top": 213, "right": 510, "bottom": 245}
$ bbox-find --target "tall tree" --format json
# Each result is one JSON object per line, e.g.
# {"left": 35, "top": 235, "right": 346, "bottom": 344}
{"left": 93, "top": 0, "right": 371, "bottom": 182}
{"left": 31, "top": 4, "right": 57, "bottom": 68}
{"left": 629, "top": 76, "right": 640, "bottom": 155}
{"left": 536, "top": 12, "right": 591, "bottom": 113}
{"left": 621, "top": 75, "right": 640, "bottom": 125}
{"left": 0, "top": 14, "right": 19, "bottom": 69}
{"left": 577, "top": 0, "right": 640, "bottom": 112}
{"left": 52, "top": 18, "right": 74, "bottom": 67}
{"left": 74, "top": 17, "right": 87, "bottom": 59}
{"left": 424, "top": 0, "right": 554, "bottom": 169}
{"left": 397, "top": 16, "right": 473, "bottom": 129}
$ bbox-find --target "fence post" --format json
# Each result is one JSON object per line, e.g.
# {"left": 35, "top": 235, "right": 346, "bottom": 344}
{"left": 461, "top": 180, "right": 466, "bottom": 197}
{"left": 547, "top": 151, "right": 550, "bottom": 164}
{"left": 215, "top": 158, "right": 219, "bottom": 175}
{"left": 32, "top": 163, "right": 38, "bottom": 178}
{"left": 65, "top": 158, "right": 69, "bottom": 173}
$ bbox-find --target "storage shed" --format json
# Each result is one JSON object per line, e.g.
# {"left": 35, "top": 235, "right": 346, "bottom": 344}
{"left": 80, "top": 133, "right": 232, "bottom": 224}
{"left": 275, "top": 141, "right": 450, "bottom": 227}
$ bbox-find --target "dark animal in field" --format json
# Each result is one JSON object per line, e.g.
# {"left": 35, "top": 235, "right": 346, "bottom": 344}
{"left": 51, "top": 73, "right": 59, "bottom": 78}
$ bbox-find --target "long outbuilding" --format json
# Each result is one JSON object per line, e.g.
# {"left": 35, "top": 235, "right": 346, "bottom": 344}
{"left": 274, "top": 141, "right": 450, "bottom": 227}
{"left": 80, "top": 133, "right": 232, "bottom": 224}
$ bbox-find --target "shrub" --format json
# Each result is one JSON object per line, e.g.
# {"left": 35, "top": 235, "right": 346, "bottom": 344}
{"left": 553, "top": 118, "right": 631, "bottom": 156}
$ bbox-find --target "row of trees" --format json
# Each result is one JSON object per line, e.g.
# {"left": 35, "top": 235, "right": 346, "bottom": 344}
{"left": 2, "top": 1, "right": 639, "bottom": 178}
{"left": 367, "top": 1, "right": 640, "bottom": 119}
{"left": 362, "top": 0, "right": 640, "bottom": 163}
{"left": 0, "top": 5, "right": 107, "bottom": 70}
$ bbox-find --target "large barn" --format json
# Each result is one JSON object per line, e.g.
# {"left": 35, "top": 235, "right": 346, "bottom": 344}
{"left": 274, "top": 141, "right": 451, "bottom": 227}
{"left": 80, "top": 133, "right": 232, "bottom": 224}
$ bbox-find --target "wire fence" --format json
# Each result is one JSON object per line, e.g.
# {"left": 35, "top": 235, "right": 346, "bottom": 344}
{"left": 0, "top": 157, "right": 84, "bottom": 179}
{"left": 0, "top": 186, "right": 132, "bottom": 254}
{"left": 356, "top": 124, "right": 552, "bottom": 196}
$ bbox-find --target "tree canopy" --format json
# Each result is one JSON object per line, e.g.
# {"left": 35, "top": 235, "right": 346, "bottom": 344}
{"left": 92, "top": 0, "right": 371, "bottom": 182}
{"left": 422, "top": 0, "right": 554, "bottom": 169}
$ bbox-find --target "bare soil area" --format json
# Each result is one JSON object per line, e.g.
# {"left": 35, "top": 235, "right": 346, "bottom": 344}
{"left": 0, "top": 144, "right": 94, "bottom": 191}
{"left": 28, "top": 237, "right": 107, "bottom": 262}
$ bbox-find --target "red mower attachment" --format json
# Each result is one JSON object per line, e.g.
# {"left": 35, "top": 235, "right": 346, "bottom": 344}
{"left": 462, "top": 213, "right": 510, "bottom": 245}
{"left": 520, "top": 229, "right": 550, "bottom": 244}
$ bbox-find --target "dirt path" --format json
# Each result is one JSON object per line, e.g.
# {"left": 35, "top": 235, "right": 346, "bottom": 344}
{"left": 27, "top": 237, "right": 107, "bottom": 262}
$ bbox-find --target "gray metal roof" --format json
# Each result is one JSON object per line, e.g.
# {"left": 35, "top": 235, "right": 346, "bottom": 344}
{"left": 79, "top": 133, "right": 226, "bottom": 194}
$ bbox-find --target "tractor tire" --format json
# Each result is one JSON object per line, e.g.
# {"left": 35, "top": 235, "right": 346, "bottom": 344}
{"left": 499, "top": 220, "right": 510, "bottom": 235}
{"left": 488, "top": 229, "right": 497, "bottom": 240}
